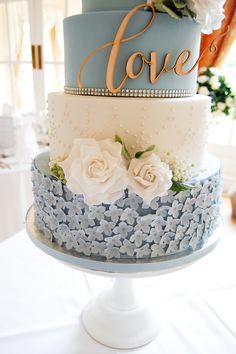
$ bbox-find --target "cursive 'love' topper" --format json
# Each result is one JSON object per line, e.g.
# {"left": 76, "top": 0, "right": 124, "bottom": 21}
{"left": 77, "top": 3, "right": 226, "bottom": 95}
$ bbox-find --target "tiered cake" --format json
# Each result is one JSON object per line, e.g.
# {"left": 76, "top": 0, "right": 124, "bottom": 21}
{"left": 32, "top": 1, "right": 222, "bottom": 261}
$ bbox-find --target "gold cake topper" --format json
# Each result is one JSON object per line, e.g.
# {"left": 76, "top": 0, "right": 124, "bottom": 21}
{"left": 77, "top": 3, "right": 227, "bottom": 94}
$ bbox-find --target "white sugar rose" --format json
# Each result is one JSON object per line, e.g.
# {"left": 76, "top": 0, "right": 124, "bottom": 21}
{"left": 127, "top": 153, "right": 173, "bottom": 205}
{"left": 198, "top": 86, "right": 209, "bottom": 96}
{"left": 59, "top": 139, "right": 128, "bottom": 205}
{"left": 187, "top": 0, "right": 225, "bottom": 34}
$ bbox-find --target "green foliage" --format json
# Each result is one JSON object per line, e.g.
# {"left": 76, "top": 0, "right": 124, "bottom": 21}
{"left": 197, "top": 67, "right": 236, "bottom": 118}
{"left": 50, "top": 163, "right": 67, "bottom": 184}
{"left": 170, "top": 180, "right": 194, "bottom": 192}
{"left": 115, "top": 134, "right": 131, "bottom": 160}
{"left": 135, "top": 145, "right": 156, "bottom": 159}
{"left": 151, "top": 0, "right": 194, "bottom": 20}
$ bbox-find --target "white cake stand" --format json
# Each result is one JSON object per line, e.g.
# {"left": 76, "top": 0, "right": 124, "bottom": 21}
{"left": 26, "top": 206, "right": 221, "bottom": 349}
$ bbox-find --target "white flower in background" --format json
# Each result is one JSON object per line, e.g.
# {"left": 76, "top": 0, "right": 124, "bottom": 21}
{"left": 212, "top": 110, "right": 223, "bottom": 117}
{"left": 197, "top": 75, "right": 208, "bottom": 84}
{"left": 186, "top": 0, "right": 226, "bottom": 34}
{"left": 209, "top": 76, "right": 221, "bottom": 90}
{"left": 198, "top": 86, "right": 209, "bottom": 96}
{"left": 127, "top": 153, "right": 172, "bottom": 205}
{"left": 199, "top": 67, "right": 207, "bottom": 74}
{"left": 226, "top": 96, "right": 235, "bottom": 108}
{"left": 209, "top": 67, "right": 220, "bottom": 76}
{"left": 59, "top": 139, "right": 128, "bottom": 205}
{"left": 217, "top": 102, "right": 226, "bottom": 111}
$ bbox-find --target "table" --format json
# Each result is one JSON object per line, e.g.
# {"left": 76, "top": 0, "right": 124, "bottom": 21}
{"left": 0, "top": 164, "right": 33, "bottom": 241}
{"left": 0, "top": 225, "right": 235, "bottom": 354}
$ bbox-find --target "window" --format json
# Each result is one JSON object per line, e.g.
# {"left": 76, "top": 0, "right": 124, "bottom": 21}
{"left": 0, "top": 0, "right": 81, "bottom": 117}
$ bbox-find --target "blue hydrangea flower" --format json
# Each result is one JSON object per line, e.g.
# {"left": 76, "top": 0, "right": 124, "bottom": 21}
{"left": 135, "top": 244, "right": 151, "bottom": 258}
{"left": 42, "top": 227, "right": 53, "bottom": 241}
{"left": 97, "top": 220, "right": 115, "bottom": 236}
{"left": 105, "top": 235, "right": 122, "bottom": 247}
{"left": 168, "top": 200, "right": 183, "bottom": 218}
{"left": 115, "top": 196, "right": 125, "bottom": 208}
{"left": 175, "top": 225, "right": 187, "bottom": 241}
{"left": 135, "top": 216, "right": 153, "bottom": 233}
{"left": 186, "top": 221, "right": 198, "bottom": 236}
{"left": 64, "top": 188, "right": 74, "bottom": 201}
{"left": 53, "top": 180, "right": 63, "bottom": 196}
{"left": 44, "top": 192, "right": 57, "bottom": 206}
{"left": 66, "top": 216, "right": 81, "bottom": 230}
{"left": 74, "top": 239, "right": 91, "bottom": 256}
{"left": 88, "top": 206, "right": 106, "bottom": 221}
{"left": 176, "top": 190, "right": 190, "bottom": 204}
{"left": 42, "top": 177, "right": 53, "bottom": 192}
{"left": 44, "top": 214, "right": 59, "bottom": 231}
{"left": 147, "top": 229, "right": 164, "bottom": 243}
{"left": 44, "top": 205, "right": 54, "bottom": 215}
{"left": 78, "top": 214, "right": 94, "bottom": 228}
{"left": 91, "top": 241, "right": 106, "bottom": 256}
{"left": 71, "top": 229, "right": 86, "bottom": 241}
{"left": 151, "top": 215, "right": 167, "bottom": 231}
{"left": 182, "top": 198, "right": 195, "bottom": 213}
{"left": 165, "top": 217, "right": 180, "bottom": 232}
{"left": 160, "top": 232, "right": 175, "bottom": 247}
{"left": 85, "top": 227, "right": 103, "bottom": 241}
{"left": 120, "top": 239, "right": 136, "bottom": 257}
{"left": 179, "top": 237, "right": 191, "bottom": 251}
{"left": 130, "top": 230, "right": 148, "bottom": 247}
{"left": 56, "top": 224, "right": 70, "bottom": 237}
{"left": 160, "top": 191, "right": 176, "bottom": 204}
{"left": 63, "top": 233, "right": 75, "bottom": 250}
{"left": 125, "top": 193, "right": 142, "bottom": 210}
{"left": 113, "top": 222, "right": 133, "bottom": 238}
{"left": 151, "top": 244, "right": 165, "bottom": 257}
{"left": 104, "top": 205, "right": 123, "bottom": 223}
{"left": 65, "top": 201, "right": 83, "bottom": 217}
{"left": 149, "top": 196, "right": 160, "bottom": 210}
{"left": 166, "top": 240, "right": 179, "bottom": 255}
{"left": 192, "top": 208, "right": 203, "bottom": 223}
{"left": 196, "top": 194, "right": 208, "bottom": 209}
{"left": 202, "top": 208, "right": 211, "bottom": 224}
{"left": 180, "top": 212, "right": 193, "bottom": 227}
{"left": 190, "top": 184, "right": 202, "bottom": 198}
{"left": 120, "top": 208, "right": 138, "bottom": 225}
{"left": 104, "top": 247, "right": 121, "bottom": 259}
{"left": 197, "top": 224, "right": 204, "bottom": 238}
{"left": 54, "top": 209, "right": 67, "bottom": 223}
{"left": 155, "top": 206, "right": 170, "bottom": 218}
{"left": 55, "top": 197, "right": 66, "bottom": 210}
{"left": 74, "top": 196, "right": 89, "bottom": 211}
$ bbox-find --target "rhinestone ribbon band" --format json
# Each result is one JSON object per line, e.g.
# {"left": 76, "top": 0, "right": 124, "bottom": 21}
{"left": 64, "top": 86, "right": 196, "bottom": 98}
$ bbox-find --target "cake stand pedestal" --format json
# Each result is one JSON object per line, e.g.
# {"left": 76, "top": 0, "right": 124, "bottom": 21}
{"left": 26, "top": 206, "right": 220, "bottom": 349}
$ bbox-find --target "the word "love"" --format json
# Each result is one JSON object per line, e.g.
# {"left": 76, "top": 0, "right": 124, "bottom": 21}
{"left": 77, "top": 3, "right": 219, "bottom": 94}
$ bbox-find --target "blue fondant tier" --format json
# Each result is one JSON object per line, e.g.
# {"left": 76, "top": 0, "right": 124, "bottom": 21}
{"left": 83, "top": 0, "right": 144, "bottom": 13}
{"left": 64, "top": 9, "right": 201, "bottom": 95}
{"left": 32, "top": 152, "right": 221, "bottom": 261}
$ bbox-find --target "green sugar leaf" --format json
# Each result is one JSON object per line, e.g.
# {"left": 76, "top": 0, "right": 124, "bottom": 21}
{"left": 115, "top": 134, "right": 131, "bottom": 160}
{"left": 170, "top": 180, "right": 194, "bottom": 192}
{"left": 135, "top": 144, "right": 156, "bottom": 159}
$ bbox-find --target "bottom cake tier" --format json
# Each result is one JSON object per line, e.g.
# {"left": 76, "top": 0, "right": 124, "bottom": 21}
{"left": 32, "top": 152, "right": 221, "bottom": 261}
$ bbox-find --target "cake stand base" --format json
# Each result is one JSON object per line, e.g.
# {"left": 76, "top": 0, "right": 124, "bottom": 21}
{"left": 26, "top": 206, "right": 221, "bottom": 350}
{"left": 82, "top": 278, "right": 160, "bottom": 349}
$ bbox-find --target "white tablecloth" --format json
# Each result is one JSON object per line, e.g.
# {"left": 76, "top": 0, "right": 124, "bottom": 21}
{"left": 0, "top": 165, "right": 33, "bottom": 241}
{"left": 0, "top": 225, "right": 235, "bottom": 354}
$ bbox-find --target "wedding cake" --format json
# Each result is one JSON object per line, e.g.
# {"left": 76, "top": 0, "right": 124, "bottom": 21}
{"left": 32, "top": 1, "right": 224, "bottom": 261}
